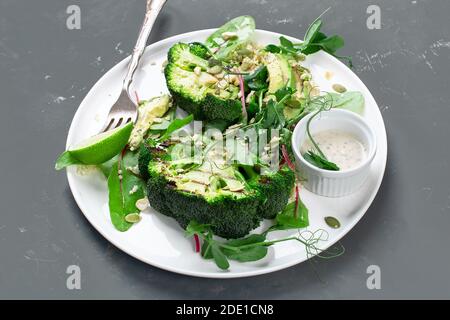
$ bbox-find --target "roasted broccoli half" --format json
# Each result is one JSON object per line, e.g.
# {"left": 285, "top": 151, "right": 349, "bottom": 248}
{"left": 139, "top": 137, "right": 295, "bottom": 239}
{"left": 164, "top": 42, "right": 243, "bottom": 124}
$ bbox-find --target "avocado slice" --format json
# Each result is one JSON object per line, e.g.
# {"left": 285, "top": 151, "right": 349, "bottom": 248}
{"left": 266, "top": 53, "right": 294, "bottom": 93}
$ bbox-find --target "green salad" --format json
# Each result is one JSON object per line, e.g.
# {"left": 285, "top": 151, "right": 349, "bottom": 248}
{"left": 56, "top": 13, "right": 364, "bottom": 270}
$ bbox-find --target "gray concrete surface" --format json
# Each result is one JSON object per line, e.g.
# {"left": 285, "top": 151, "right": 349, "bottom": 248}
{"left": 0, "top": 0, "right": 449, "bottom": 299}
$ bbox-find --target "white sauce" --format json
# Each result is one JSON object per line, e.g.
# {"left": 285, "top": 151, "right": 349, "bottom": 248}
{"left": 301, "top": 130, "right": 366, "bottom": 171}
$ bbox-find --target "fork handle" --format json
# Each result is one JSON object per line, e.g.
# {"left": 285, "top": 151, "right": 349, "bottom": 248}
{"left": 122, "top": 0, "right": 168, "bottom": 94}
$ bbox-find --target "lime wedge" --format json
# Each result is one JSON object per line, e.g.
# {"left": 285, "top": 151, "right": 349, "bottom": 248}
{"left": 55, "top": 122, "right": 133, "bottom": 170}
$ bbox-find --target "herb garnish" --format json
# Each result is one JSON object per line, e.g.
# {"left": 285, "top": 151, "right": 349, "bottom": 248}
{"left": 303, "top": 101, "right": 340, "bottom": 171}
{"left": 265, "top": 8, "right": 353, "bottom": 67}
{"left": 186, "top": 220, "right": 342, "bottom": 270}
{"left": 243, "top": 65, "right": 269, "bottom": 91}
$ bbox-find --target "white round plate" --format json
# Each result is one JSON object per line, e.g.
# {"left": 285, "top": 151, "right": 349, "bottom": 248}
{"left": 66, "top": 29, "right": 387, "bottom": 278}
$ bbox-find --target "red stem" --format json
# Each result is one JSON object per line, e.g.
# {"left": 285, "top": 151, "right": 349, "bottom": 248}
{"left": 238, "top": 75, "right": 248, "bottom": 121}
{"left": 281, "top": 144, "right": 295, "bottom": 171}
{"left": 194, "top": 234, "right": 200, "bottom": 253}
{"left": 134, "top": 91, "right": 140, "bottom": 105}
{"left": 281, "top": 144, "right": 299, "bottom": 218}
{"left": 294, "top": 184, "right": 299, "bottom": 219}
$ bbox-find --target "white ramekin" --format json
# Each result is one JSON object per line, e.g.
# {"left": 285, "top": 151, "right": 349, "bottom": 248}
{"left": 291, "top": 109, "right": 377, "bottom": 197}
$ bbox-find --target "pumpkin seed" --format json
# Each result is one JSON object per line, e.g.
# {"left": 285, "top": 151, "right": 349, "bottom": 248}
{"left": 125, "top": 213, "right": 141, "bottom": 223}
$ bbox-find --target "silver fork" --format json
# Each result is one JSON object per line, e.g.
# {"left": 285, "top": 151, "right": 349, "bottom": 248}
{"left": 100, "top": 0, "right": 168, "bottom": 133}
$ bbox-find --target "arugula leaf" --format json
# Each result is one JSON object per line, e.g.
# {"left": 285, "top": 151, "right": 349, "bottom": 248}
{"left": 205, "top": 16, "right": 255, "bottom": 61}
{"left": 303, "top": 151, "right": 340, "bottom": 171}
{"left": 107, "top": 151, "right": 145, "bottom": 231}
{"left": 243, "top": 66, "right": 268, "bottom": 91}
{"left": 254, "top": 85, "right": 294, "bottom": 130}
{"left": 260, "top": 99, "right": 285, "bottom": 129}
{"left": 274, "top": 86, "right": 295, "bottom": 102}
{"left": 55, "top": 151, "right": 83, "bottom": 170}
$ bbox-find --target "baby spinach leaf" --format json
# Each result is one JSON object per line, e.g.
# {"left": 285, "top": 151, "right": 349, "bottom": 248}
{"left": 329, "top": 91, "right": 365, "bottom": 115}
{"left": 211, "top": 244, "right": 230, "bottom": 270}
{"left": 223, "top": 246, "right": 268, "bottom": 262}
{"left": 201, "top": 237, "right": 214, "bottom": 259}
{"left": 55, "top": 151, "right": 83, "bottom": 170}
{"left": 226, "top": 234, "right": 266, "bottom": 246}
{"left": 98, "top": 155, "right": 119, "bottom": 178}
{"left": 205, "top": 16, "right": 255, "bottom": 61}
{"left": 222, "top": 234, "right": 268, "bottom": 262}
{"left": 275, "top": 199, "right": 309, "bottom": 230}
{"left": 107, "top": 151, "right": 145, "bottom": 232}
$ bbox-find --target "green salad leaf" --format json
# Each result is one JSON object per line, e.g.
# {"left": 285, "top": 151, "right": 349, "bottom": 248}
{"left": 107, "top": 151, "right": 145, "bottom": 232}
{"left": 55, "top": 151, "right": 83, "bottom": 170}
{"left": 303, "top": 151, "right": 340, "bottom": 171}
{"left": 275, "top": 199, "right": 309, "bottom": 230}
{"left": 329, "top": 91, "right": 365, "bottom": 115}
{"left": 265, "top": 9, "right": 352, "bottom": 67}
{"left": 205, "top": 16, "right": 255, "bottom": 60}
{"left": 222, "top": 234, "right": 268, "bottom": 262}
{"left": 158, "top": 114, "right": 194, "bottom": 142}
{"left": 243, "top": 65, "right": 268, "bottom": 91}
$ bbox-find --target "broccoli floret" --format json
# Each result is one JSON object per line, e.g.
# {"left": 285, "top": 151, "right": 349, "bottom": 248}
{"left": 140, "top": 139, "right": 294, "bottom": 239}
{"left": 168, "top": 43, "right": 209, "bottom": 71}
{"left": 164, "top": 42, "right": 243, "bottom": 124}
{"left": 250, "top": 166, "right": 295, "bottom": 219}
{"left": 138, "top": 143, "right": 152, "bottom": 180}
{"left": 189, "top": 42, "right": 211, "bottom": 60}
